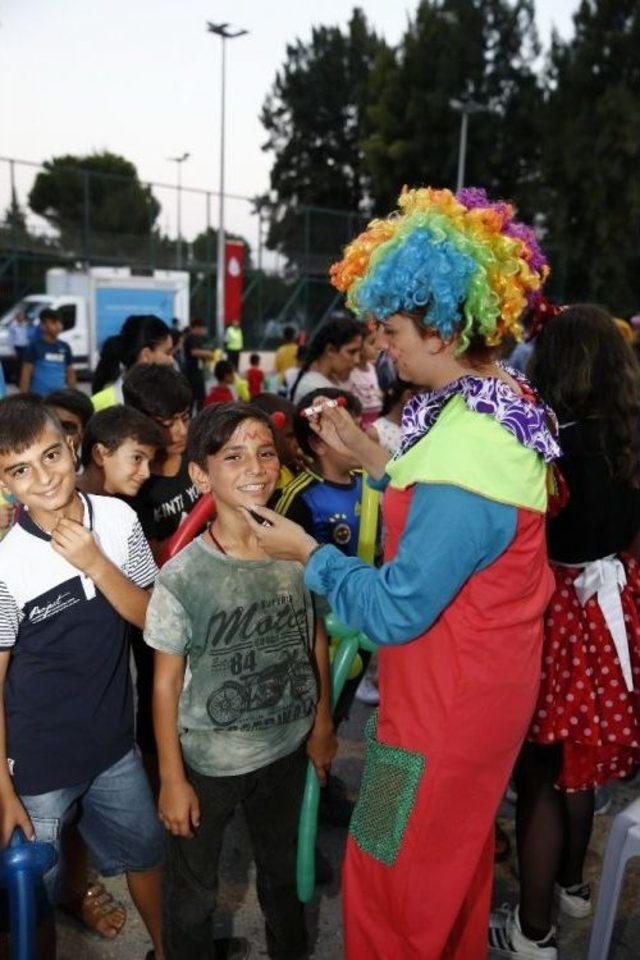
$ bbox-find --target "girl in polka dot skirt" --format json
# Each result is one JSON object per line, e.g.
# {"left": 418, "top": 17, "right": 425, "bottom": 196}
{"left": 491, "top": 304, "right": 640, "bottom": 958}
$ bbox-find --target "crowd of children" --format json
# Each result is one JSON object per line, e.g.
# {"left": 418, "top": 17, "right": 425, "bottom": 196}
{"left": 1, "top": 183, "right": 640, "bottom": 960}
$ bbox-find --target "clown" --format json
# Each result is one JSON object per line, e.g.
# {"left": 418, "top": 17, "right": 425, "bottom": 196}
{"left": 244, "top": 187, "right": 559, "bottom": 959}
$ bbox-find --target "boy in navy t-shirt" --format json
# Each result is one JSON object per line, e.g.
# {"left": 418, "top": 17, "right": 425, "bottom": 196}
{"left": 19, "top": 308, "right": 76, "bottom": 397}
{"left": 275, "top": 387, "right": 363, "bottom": 555}
{"left": 0, "top": 395, "right": 164, "bottom": 958}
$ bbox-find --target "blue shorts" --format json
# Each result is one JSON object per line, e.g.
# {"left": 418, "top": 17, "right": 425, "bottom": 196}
{"left": 20, "top": 748, "right": 163, "bottom": 905}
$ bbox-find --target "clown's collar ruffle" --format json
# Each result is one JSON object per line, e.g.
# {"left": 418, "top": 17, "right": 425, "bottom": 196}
{"left": 397, "top": 365, "right": 560, "bottom": 464}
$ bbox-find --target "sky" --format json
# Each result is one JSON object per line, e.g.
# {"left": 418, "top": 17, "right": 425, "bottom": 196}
{"left": 1, "top": 0, "right": 580, "bottom": 263}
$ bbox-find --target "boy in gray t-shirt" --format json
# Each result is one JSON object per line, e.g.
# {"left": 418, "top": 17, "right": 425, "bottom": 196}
{"left": 146, "top": 402, "right": 335, "bottom": 960}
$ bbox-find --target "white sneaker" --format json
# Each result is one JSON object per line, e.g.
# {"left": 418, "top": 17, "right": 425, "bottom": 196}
{"left": 555, "top": 881, "right": 592, "bottom": 918}
{"left": 489, "top": 904, "right": 558, "bottom": 959}
{"left": 355, "top": 676, "right": 379, "bottom": 706}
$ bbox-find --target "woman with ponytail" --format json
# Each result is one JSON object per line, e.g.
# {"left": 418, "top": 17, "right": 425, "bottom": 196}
{"left": 290, "top": 318, "right": 362, "bottom": 403}
{"left": 91, "top": 314, "right": 174, "bottom": 410}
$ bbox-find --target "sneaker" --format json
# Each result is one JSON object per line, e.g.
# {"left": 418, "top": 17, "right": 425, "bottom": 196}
{"left": 355, "top": 676, "right": 380, "bottom": 706}
{"left": 489, "top": 905, "right": 558, "bottom": 959}
{"left": 554, "top": 881, "right": 592, "bottom": 918}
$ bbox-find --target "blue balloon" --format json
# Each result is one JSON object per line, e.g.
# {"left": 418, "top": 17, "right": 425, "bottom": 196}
{"left": 0, "top": 828, "right": 56, "bottom": 960}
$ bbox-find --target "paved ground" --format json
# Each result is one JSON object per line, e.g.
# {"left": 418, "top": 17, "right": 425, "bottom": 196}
{"left": 58, "top": 700, "right": 640, "bottom": 959}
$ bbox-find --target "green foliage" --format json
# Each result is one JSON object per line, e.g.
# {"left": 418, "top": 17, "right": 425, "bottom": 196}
{"left": 260, "top": 0, "right": 640, "bottom": 315}
{"left": 260, "top": 8, "right": 387, "bottom": 268}
{"left": 540, "top": 0, "right": 640, "bottom": 312}
{"left": 28, "top": 152, "right": 160, "bottom": 240}
{"left": 361, "top": 0, "right": 543, "bottom": 216}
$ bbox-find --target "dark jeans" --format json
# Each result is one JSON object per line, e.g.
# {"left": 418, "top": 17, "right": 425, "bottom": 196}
{"left": 163, "top": 748, "right": 308, "bottom": 960}
{"left": 226, "top": 350, "right": 240, "bottom": 371}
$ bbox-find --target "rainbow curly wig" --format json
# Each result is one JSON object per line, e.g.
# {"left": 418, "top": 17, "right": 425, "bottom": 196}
{"left": 330, "top": 186, "right": 549, "bottom": 352}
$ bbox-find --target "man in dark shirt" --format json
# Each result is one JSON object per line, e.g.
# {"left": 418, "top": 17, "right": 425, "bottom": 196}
{"left": 183, "top": 318, "right": 210, "bottom": 412}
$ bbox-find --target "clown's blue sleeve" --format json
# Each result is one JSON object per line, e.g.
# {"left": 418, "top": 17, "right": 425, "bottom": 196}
{"left": 305, "top": 483, "right": 516, "bottom": 645}
{"left": 367, "top": 472, "right": 390, "bottom": 491}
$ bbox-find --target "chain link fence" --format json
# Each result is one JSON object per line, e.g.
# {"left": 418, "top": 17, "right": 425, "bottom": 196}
{"left": 0, "top": 157, "right": 371, "bottom": 348}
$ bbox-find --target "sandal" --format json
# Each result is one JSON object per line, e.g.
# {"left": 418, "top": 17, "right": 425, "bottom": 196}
{"left": 62, "top": 881, "right": 127, "bottom": 939}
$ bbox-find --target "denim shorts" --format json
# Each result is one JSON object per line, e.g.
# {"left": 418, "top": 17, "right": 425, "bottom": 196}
{"left": 20, "top": 748, "right": 163, "bottom": 905}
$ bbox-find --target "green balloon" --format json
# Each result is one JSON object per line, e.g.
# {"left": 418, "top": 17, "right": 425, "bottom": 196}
{"left": 297, "top": 627, "right": 363, "bottom": 902}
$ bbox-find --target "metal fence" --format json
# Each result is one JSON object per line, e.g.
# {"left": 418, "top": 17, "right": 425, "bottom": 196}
{"left": 0, "top": 156, "right": 369, "bottom": 346}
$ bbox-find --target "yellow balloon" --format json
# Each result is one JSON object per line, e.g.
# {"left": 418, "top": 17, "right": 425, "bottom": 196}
{"left": 328, "top": 641, "right": 363, "bottom": 679}
{"left": 349, "top": 653, "right": 363, "bottom": 679}
{"left": 356, "top": 475, "right": 380, "bottom": 564}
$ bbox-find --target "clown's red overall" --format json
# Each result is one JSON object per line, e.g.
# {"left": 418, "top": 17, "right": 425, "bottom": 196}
{"left": 343, "top": 484, "right": 554, "bottom": 959}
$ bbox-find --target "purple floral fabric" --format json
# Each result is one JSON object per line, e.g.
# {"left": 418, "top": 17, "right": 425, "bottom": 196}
{"left": 397, "top": 365, "right": 560, "bottom": 463}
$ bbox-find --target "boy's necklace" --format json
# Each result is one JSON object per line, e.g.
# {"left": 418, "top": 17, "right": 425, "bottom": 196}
{"left": 207, "top": 521, "right": 227, "bottom": 555}
{"left": 207, "top": 521, "right": 267, "bottom": 561}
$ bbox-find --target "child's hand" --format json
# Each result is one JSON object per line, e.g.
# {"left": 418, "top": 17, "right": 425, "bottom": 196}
{"left": 0, "top": 792, "right": 35, "bottom": 847}
{"left": 50, "top": 518, "right": 104, "bottom": 578}
{"left": 306, "top": 721, "right": 338, "bottom": 786}
{"left": 159, "top": 779, "right": 201, "bottom": 838}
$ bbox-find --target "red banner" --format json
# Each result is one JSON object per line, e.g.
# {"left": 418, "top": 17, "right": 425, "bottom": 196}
{"left": 224, "top": 240, "right": 244, "bottom": 325}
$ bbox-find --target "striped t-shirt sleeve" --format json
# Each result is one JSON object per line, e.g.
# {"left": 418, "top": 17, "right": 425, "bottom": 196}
{"left": 124, "top": 518, "right": 158, "bottom": 589}
{"left": 0, "top": 580, "right": 22, "bottom": 648}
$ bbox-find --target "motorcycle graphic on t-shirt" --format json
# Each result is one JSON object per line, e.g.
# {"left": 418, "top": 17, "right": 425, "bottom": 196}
{"left": 207, "top": 649, "right": 316, "bottom": 727}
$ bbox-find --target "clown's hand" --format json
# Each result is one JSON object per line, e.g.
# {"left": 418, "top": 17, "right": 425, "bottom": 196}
{"left": 242, "top": 506, "right": 318, "bottom": 564}
{"left": 306, "top": 402, "right": 365, "bottom": 459}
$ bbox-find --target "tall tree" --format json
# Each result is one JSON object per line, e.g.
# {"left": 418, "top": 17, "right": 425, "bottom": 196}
{"left": 29, "top": 153, "right": 160, "bottom": 244}
{"left": 260, "top": 8, "right": 387, "bottom": 270}
{"left": 541, "top": 0, "right": 640, "bottom": 311}
{"left": 363, "top": 0, "right": 543, "bottom": 217}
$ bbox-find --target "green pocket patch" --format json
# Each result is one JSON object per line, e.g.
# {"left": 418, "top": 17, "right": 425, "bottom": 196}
{"left": 349, "top": 713, "right": 426, "bottom": 866}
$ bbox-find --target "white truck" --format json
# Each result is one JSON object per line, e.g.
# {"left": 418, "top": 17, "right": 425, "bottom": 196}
{"left": 0, "top": 266, "right": 190, "bottom": 377}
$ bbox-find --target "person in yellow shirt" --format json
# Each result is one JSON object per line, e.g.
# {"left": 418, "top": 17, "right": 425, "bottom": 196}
{"left": 274, "top": 325, "right": 299, "bottom": 383}
{"left": 223, "top": 318, "right": 243, "bottom": 369}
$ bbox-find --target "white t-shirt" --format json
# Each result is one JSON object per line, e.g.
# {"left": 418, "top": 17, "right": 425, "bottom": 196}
{"left": 290, "top": 369, "right": 335, "bottom": 404}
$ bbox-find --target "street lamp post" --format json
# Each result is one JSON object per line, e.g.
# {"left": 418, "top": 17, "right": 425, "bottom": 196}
{"left": 207, "top": 21, "right": 248, "bottom": 345}
{"left": 450, "top": 99, "right": 489, "bottom": 192}
{"left": 167, "top": 152, "right": 190, "bottom": 269}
